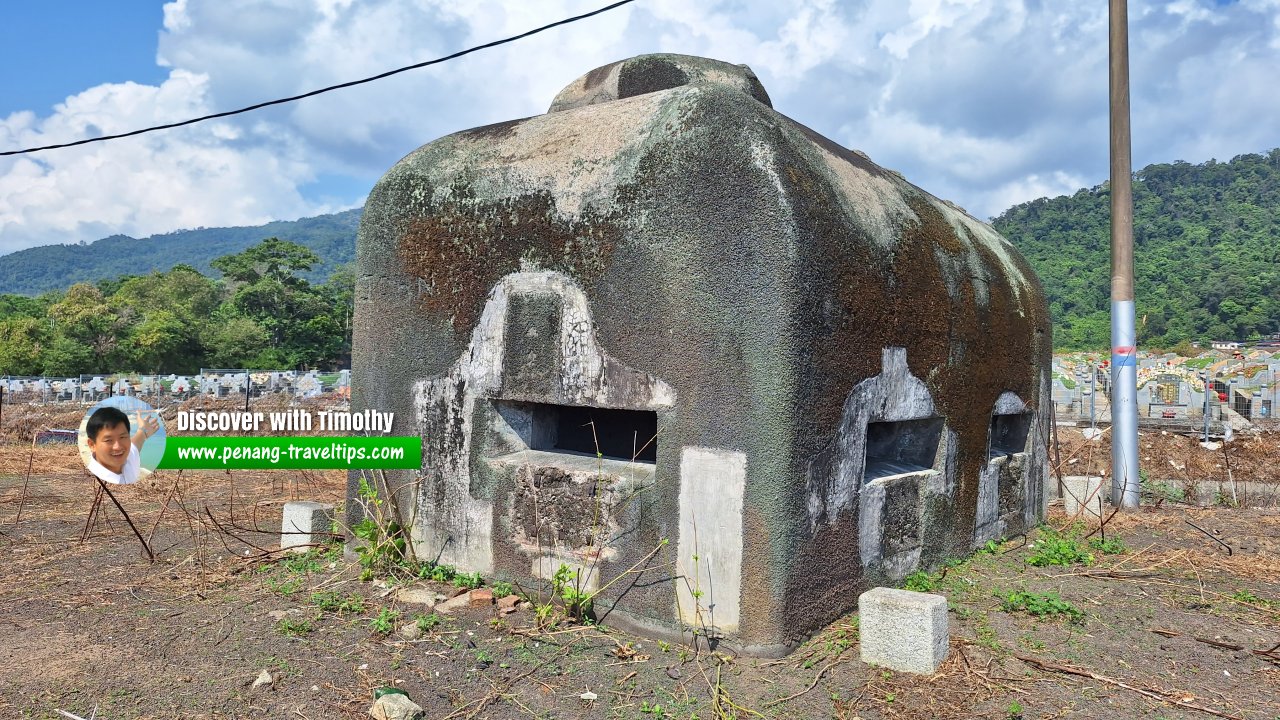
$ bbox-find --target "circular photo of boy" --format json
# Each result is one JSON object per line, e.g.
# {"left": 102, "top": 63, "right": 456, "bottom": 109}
{"left": 78, "top": 397, "right": 166, "bottom": 485}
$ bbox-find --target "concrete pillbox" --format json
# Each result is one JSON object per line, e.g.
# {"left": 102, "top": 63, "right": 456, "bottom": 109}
{"left": 858, "top": 587, "right": 949, "bottom": 674}
{"left": 280, "top": 501, "right": 336, "bottom": 553}
{"left": 353, "top": 51, "right": 1052, "bottom": 654}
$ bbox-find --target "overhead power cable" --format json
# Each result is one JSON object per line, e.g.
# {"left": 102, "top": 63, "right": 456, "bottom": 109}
{"left": 1, "top": 0, "right": 638, "bottom": 157}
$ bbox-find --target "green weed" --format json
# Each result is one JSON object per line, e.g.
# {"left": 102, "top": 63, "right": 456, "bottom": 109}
{"left": 275, "top": 618, "right": 314, "bottom": 636}
{"left": 1140, "top": 473, "right": 1186, "bottom": 503}
{"left": 1088, "top": 536, "right": 1127, "bottom": 555}
{"left": 453, "top": 571, "right": 484, "bottom": 590}
{"left": 368, "top": 608, "right": 400, "bottom": 635}
{"left": 1231, "top": 589, "right": 1275, "bottom": 608}
{"left": 420, "top": 563, "right": 457, "bottom": 583}
{"left": 310, "top": 590, "right": 365, "bottom": 614}
{"left": 266, "top": 576, "right": 303, "bottom": 596}
{"left": 903, "top": 570, "right": 940, "bottom": 592}
{"left": 414, "top": 612, "right": 443, "bottom": 631}
{"left": 552, "top": 564, "right": 593, "bottom": 620}
{"left": 1026, "top": 528, "right": 1094, "bottom": 567}
{"left": 1000, "top": 590, "right": 1084, "bottom": 624}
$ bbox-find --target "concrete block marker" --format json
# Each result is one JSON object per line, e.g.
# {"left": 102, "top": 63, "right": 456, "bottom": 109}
{"left": 280, "top": 501, "right": 336, "bottom": 553}
{"left": 858, "top": 587, "right": 949, "bottom": 674}
{"left": 1062, "top": 476, "right": 1106, "bottom": 519}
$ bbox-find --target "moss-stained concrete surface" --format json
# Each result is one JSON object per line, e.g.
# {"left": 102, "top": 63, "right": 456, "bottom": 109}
{"left": 352, "top": 53, "right": 1053, "bottom": 656}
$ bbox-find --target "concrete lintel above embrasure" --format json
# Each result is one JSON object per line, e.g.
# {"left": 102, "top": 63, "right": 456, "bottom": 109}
{"left": 993, "top": 390, "right": 1028, "bottom": 415}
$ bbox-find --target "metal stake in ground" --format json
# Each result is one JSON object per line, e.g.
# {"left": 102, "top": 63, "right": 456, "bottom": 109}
{"left": 91, "top": 476, "right": 156, "bottom": 562}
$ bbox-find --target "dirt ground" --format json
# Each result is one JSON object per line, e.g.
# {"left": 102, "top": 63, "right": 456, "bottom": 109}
{"left": 1, "top": 424, "right": 1278, "bottom": 719}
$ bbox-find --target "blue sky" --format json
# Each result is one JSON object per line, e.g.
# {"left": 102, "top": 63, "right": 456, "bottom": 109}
{"left": 1, "top": 0, "right": 1278, "bottom": 256}
{"left": 0, "top": 3, "right": 168, "bottom": 117}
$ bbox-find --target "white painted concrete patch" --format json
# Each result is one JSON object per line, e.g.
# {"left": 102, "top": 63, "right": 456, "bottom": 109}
{"left": 676, "top": 446, "right": 746, "bottom": 634}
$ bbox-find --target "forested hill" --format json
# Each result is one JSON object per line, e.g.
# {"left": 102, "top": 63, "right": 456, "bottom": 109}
{"left": 0, "top": 208, "right": 362, "bottom": 295}
{"left": 4, "top": 151, "right": 1279, "bottom": 349}
{"left": 993, "top": 150, "right": 1280, "bottom": 349}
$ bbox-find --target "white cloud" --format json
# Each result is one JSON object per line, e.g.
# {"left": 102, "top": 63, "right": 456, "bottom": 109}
{"left": 0, "top": 71, "right": 326, "bottom": 254}
{"left": 2, "top": 0, "right": 1279, "bottom": 253}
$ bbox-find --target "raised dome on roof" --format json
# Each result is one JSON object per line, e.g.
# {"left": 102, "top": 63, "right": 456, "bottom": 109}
{"left": 549, "top": 53, "right": 772, "bottom": 112}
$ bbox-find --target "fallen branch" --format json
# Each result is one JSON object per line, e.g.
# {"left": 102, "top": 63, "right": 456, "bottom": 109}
{"left": 1152, "top": 629, "right": 1280, "bottom": 664}
{"left": 1014, "top": 654, "right": 1243, "bottom": 719}
{"left": 763, "top": 656, "right": 843, "bottom": 708}
{"left": 1075, "top": 570, "right": 1160, "bottom": 579}
{"left": 1150, "top": 628, "right": 1243, "bottom": 651}
{"left": 1183, "top": 519, "right": 1232, "bottom": 556}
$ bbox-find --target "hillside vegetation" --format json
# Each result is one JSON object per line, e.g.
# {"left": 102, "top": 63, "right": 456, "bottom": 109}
{"left": 993, "top": 150, "right": 1280, "bottom": 349}
{"left": 0, "top": 239, "right": 352, "bottom": 375}
{"left": 3, "top": 151, "right": 1279, "bottom": 354}
{"left": 0, "top": 209, "right": 361, "bottom": 296}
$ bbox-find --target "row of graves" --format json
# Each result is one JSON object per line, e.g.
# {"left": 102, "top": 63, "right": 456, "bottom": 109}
{"left": 1050, "top": 349, "right": 1279, "bottom": 427}
{"left": 1, "top": 369, "right": 350, "bottom": 405}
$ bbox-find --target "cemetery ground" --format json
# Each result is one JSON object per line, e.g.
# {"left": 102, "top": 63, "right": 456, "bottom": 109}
{"left": 0, "top": 415, "right": 1278, "bottom": 719}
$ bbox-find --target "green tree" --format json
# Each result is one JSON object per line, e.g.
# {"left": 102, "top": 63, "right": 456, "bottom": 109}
{"left": 46, "top": 284, "right": 124, "bottom": 372}
{"left": 201, "top": 315, "right": 271, "bottom": 368}
{"left": 211, "top": 237, "right": 319, "bottom": 285}
{"left": 0, "top": 317, "right": 49, "bottom": 375}
{"left": 208, "top": 238, "right": 343, "bottom": 369}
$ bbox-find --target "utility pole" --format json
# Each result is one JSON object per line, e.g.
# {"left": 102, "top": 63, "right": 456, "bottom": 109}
{"left": 1110, "top": 0, "right": 1140, "bottom": 507}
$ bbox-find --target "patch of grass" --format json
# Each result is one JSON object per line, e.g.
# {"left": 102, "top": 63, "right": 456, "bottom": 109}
{"left": 414, "top": 612, "right": 444, "bottom": 632}
{"left": 278, "top": 547, "right": 330, "bottom": 574}
{"left": 492, "top": 580, "right": 514, "bottom": 598}
{"left": 420, "top": 563, "right": 457, "bottom": 583}
{"left": 1141, "top": 476, "right": 1187, "bottom": 503}
{"left": 1006, "top": 700, "right": 1024, "bottom": 720}
{"left": 1230, "top": 589, "right": 1275, "bottom": 608}
{"left": 310, "top": 590, "right": 365, "bottom": 614}
{"left": 903, "top": 570, "right": 939, "bottom": 592}
{"left": 1088, "top": 536, "right": 1127, "bottom": 555}
{"left": 275, "top": 618, "right": 314, "bottom": 636}
{"left": 1026, "top": 528, "right": 1094, "bottom": 567}
{"left": 265, "top": 576, "right": 303, "bottom": 596}
{"left": 1000, "top": 590, "right": 1084, "bottom": 624}
{"left": 369, "top": 608, "right": 400, "bottom": 635}
{"left": 453, "top": 571, "right": 483, "bottom": 590}
{"left": 974, "top": 613, "right": 1003, "bottom": 652}
{"left": 1018, "top": 633, "right": 1046, "bottom": 651}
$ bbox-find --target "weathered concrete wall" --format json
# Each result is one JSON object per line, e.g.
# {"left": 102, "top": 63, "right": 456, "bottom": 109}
{"left": 352, "top": 53, "right": 1052, "bottom": 655}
